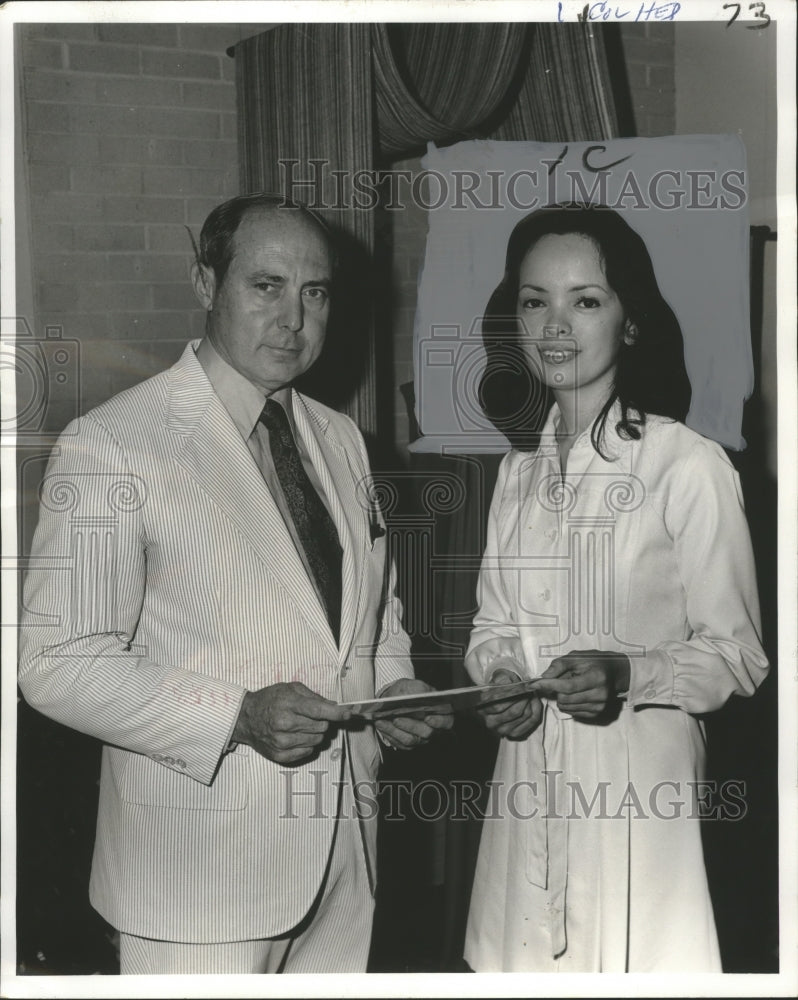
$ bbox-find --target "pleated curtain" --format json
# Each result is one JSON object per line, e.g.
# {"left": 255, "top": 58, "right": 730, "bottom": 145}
{"left": 234, "top": 25, "right": 378, "bottom": 431}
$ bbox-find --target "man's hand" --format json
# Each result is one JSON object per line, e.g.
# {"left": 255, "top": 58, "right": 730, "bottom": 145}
{"left": 232, "top": 683, "right": 351, "bottom": 765}
{"left": 540, "top": 650, "right": 631, "bottom": 720}
{"left": 476, "top": 667, "right": 543, "bottom": 740}
{"left": 375, "top": 678, "right": 454, "bottom": 750}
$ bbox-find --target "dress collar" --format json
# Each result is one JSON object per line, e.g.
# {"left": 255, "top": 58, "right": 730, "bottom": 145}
{"left": 541, "top": 398, "right": 632, "bottom": 459}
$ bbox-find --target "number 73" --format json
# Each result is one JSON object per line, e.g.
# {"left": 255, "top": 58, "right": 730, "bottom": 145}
{"left": 723, "top": 2, "right": 771, "bottom": 28}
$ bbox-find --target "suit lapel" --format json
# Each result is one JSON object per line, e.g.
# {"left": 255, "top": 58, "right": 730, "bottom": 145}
{"left": 293, "top": 393, "right": 367, "bottom": 663}
{"left": 166, "top": 345, "right": 336, "bottom": 652}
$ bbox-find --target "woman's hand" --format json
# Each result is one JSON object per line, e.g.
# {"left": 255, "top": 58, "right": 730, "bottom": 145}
{"left": 540, "top": 651, "right": 631, "bottom": 721}
{"left": 476, "top": 667, "right": 543, "bottom": 740}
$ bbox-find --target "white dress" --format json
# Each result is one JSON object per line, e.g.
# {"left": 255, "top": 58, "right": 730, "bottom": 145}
{"left": 463, "top": 403, "right": 769, "bottom": 973}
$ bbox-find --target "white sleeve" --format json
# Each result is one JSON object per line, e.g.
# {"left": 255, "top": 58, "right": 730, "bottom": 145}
{"left": 626, "top": 438, "right": 769, "bottom": 713}
{"left": 18, "top": 415, "right": 246, "bottom": 784}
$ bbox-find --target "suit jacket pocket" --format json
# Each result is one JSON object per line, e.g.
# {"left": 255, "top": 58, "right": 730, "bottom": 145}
{"left": 117, "top": 750, "right": 249, "bottom": 811}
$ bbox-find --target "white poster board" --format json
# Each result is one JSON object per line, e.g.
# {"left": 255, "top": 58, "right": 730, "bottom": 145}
{"left": 412, "top": 134, "right": 751, "bottom": 453}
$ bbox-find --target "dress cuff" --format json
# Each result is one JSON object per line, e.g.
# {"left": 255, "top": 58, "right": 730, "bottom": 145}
{"left": 465, "top": 635, "right": 525, "bottom": 684}
{"left": 625, "top": 648, "right": 676, "bottom": 707}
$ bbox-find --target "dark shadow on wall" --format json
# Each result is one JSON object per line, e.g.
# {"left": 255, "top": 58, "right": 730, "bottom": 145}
{"left": 16, "top": 703, "right": 118, "bottom": 975}
{"left": 701, "top": 448, "right": 779, "bottom": 970}
{"left": 701, "top": 226, "right": 779, "bottom": 973}
{"left": 294, "top": 224, "right": 375, "bottom": 419}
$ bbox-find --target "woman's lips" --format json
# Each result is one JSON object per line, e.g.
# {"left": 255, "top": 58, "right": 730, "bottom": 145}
{"left": 539, "top": 348, "right": 577, "bottom": 364}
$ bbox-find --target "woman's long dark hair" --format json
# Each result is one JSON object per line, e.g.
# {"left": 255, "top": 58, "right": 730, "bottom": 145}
{"left": 479, "top": 203, "right": 691, "bottom": 454}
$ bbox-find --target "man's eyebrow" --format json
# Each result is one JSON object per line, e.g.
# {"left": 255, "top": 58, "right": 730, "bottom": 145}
{"left": 249, "top": 270, "right": 285, "bottom": 282}
{"left": 246, "top": 272, "right": 331, "bottom": 289}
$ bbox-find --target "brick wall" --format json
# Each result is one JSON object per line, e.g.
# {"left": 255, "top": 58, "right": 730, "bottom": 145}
{"left": 617, "top": 22, "right": 676, "bottom": 137}
{"left": 17, "top": 23, "right": 262, "bottom": 417}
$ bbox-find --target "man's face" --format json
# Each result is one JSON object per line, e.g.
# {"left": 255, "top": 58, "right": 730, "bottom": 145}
{"left": 194, "top": 207, "right": 332, "bottom": 394}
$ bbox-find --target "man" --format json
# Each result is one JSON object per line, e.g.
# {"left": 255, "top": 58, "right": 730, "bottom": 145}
{"left": 18, "top": 194, "right": 451, "bottom": 974}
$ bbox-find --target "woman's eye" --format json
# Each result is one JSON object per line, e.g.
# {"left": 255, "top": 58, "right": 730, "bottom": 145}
{"left": 576, "top": 296, "right": 600, "bottom": 309}
{"left": 519, "top": 297, "right": 544, "bottom": 310}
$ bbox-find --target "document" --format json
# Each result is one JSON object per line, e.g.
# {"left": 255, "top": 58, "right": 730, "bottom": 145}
{"left": 341, "top": 678, "right": 550, "bottom": 720}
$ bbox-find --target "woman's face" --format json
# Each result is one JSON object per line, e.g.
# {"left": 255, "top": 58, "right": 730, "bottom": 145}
{"left": 516, "top": 233, "right": 632, "bottom": 402}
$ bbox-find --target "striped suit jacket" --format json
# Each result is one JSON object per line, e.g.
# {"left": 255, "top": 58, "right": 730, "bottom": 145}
{"left": 18, "top": 341, "right": 413, "bottom": 942}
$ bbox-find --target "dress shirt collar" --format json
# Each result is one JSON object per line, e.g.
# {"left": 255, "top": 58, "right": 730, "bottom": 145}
{"left": 540, "top": 398, "right": 631, "bottom": 459}
{"left": 195, "top": 337, "right": 296, "bottom": 441}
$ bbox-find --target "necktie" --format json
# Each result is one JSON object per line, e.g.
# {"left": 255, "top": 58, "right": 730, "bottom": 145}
{"left": 259, "top": 399, "right": 342, "bottom": 644}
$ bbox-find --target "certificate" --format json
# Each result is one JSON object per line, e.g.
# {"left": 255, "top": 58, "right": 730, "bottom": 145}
{"left": 341, "top": 678, "right": 550, "bottom": 720}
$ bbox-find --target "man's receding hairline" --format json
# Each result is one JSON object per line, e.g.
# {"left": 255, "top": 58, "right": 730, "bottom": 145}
{"left": 220, "top": 203, "right": 335, "bottom": 286}
{"left": 228, "top": 202, "right": 334, "bottom": 265}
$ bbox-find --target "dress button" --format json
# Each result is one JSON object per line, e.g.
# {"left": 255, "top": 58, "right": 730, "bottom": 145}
{"left": 331, "top": 747, "right": 342, "bottom": 761}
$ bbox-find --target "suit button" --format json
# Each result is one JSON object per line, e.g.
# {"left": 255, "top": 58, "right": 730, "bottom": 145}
{"left": 331, "top": 747, "right": 342, "bottom": 760}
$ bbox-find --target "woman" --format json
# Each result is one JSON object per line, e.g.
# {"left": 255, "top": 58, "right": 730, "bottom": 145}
{"left": 464, "top": 204, "right": 768, "bottom": 973}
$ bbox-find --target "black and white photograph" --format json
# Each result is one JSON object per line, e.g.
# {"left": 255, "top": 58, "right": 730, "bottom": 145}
{"left": 1, "top": 1, "right": 795, "bottom": 997}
